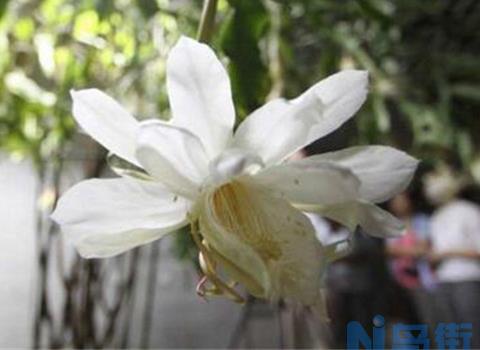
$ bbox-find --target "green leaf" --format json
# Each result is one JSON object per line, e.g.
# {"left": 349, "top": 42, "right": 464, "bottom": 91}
{"left": 13, "top": 17, "right": 35, "bottom": 41}
{"left": 135, "top": 0, "right": 159, "bottom": 19}
{"left": 0, "top": 0, "right": 9, "bottom": 20}
{"left": 219, "top": 0, "right": 271, "bottom": 120}
{"left": 355, "top": 0, "right": 392, "bottom": 27}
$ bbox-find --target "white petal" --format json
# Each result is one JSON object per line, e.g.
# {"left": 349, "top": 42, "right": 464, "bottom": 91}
{"left": 356, "top": 202, "right": 405, "bottom": 237}
{"left": 304, "top": 146, "right": 419, "bottom": 203}
{"left": 234, "top": 70, "right": 368, "bottom": 165}
{"left": 167, "top": 36, "right": 235, "bottom": 158}
{"left": 51, "top": 178, "right": 190, "bottom": 254}
{"left": 76, "top": 228, "right": 183, "bottom": 258}
{"left": 71, "top": 89, "right": 140, "bottom": 166}
{"left": 208, "top": 148, "right": 264, "bottom": 186}
{"left": 232, "top": 98, "right": 288, "bottom": 157}
{"left": 199, "top": 188, "right": 271, "bottom": 297}
{"left": 135, "top": 120, "right": 209, "bottom": 199}
{"left": 201, "top": 180, "right": 325, "bottom": 305}
{"left": 249, "top": 161, "right": 360, "bottom": 205}
{"left": 307, "top": 200, "right": 404, "bottom": 238}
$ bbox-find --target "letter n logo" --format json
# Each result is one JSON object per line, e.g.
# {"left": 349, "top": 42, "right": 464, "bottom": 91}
{"left": 346, "top": 315, "right": 385, "bottom": 350}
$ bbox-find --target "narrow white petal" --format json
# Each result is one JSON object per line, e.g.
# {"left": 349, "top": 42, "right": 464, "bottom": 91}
{"left": 76, "top": 227, "right": 184, "bottom": 258}
{"left": 234, "top": 70, "right": 368, "bottom": 165}
{"left": 167, "top": 36, "right": 235, "bottom": 158}
{"left": 304, "top": 146, "right": 419, "bottom": 203}
{"left": 250, "top": 161, "right": 360, "bottom": 205}
{"left": 356, "top": 202, "right": 405, "bottom": 237}
{"left": 135, "top": 120, "right": 209, "bottom": 199}
{"left": 51, "top": 178, "right": 190, "bottom": 250}
{"left": 71, "top": 89, "right": 140, "bottom": 166}
{"left": 307, "top": 200, "right": 404, "bottom": 238}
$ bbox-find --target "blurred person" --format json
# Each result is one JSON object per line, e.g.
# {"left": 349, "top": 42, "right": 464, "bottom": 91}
{"left": 425, "top": 171, "right": 480, "bottom": 348}
{"left": 309, "top": 215, "right": 389, "bottom": 348}
{"left": 386, "top": 192, "right": 437, "bottom": 328}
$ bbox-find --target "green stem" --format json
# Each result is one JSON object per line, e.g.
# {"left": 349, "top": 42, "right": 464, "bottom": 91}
{"left": 196, "top": 0, "right": 218, "bottom": 43}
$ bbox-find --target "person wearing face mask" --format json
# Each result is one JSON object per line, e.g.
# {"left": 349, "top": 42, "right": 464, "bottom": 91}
{"left": 425, "top": 169, "right": 480, "bottom": 348}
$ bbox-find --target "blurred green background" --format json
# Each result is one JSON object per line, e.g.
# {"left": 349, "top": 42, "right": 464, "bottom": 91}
{"left": 1, "top": 0, "right": 479, "bottom": 176}
{"left": 0, "top": 0, "right": 479, "bottom": 348}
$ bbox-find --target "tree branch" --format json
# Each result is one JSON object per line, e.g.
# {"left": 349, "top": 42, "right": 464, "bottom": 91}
{"left": 197, "top": 0, "right": 218, "bottom": 43}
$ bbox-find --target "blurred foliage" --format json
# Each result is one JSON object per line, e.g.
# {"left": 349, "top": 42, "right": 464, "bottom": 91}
{"left": 219, "top": 0, "right": 271, "bottom": 119}
{"left": 171, "top": 226, "right": 200, "bottom": 265}
{"left": 277, "top": 0, "right": 480, "bottom": 177}
{"left": 0, "top": 0, "right": 479, "bottom": 172}
{"left": 0, "top": 0, "right": 202, "bottom": 166}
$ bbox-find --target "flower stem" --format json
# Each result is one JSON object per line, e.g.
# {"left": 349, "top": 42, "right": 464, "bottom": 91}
{"left": 196, "top": 0, "right": 218, "bottom": 43}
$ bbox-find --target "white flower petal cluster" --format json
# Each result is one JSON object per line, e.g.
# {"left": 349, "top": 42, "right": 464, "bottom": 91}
{"left": 52, "top": 36, "right": 418, "bottom": 310}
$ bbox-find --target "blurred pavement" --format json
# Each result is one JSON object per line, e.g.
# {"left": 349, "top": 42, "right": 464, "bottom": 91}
{"left": 0, "top": 156, "right": 36, "bottom": 348}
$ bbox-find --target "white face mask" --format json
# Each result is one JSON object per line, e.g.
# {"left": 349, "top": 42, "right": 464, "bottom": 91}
{"left": 423, "top": 169, "right": 462, "bottom": 205}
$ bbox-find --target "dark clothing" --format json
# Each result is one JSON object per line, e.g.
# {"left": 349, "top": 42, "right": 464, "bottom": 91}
{"left": 435, "top": 281, "right": 480, "bottom": 349}
{"left": 326, "top": 231, "right": 389, "bottom": 348}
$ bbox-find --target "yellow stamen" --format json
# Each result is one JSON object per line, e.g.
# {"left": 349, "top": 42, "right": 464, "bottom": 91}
{"left": 212, "top": 182, "right": 282, "bottom": 261}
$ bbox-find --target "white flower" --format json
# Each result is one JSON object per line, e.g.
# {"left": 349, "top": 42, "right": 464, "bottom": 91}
{"left": 52, "top": 36, "right": 418, "bottom": 311}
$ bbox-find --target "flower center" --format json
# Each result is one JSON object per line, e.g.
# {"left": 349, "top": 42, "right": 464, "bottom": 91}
{"left": 208, "top": 148, "right": 264, "bottom": 186}
{"left": 212, "top": 181, "right": 282, "bottom": 262}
